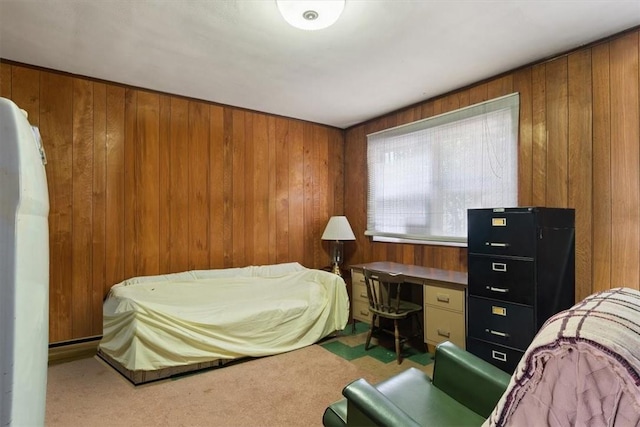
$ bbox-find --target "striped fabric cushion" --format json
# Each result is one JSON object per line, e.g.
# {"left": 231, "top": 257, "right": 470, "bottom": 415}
{"left": 485, "top": 287, "right": 640, "bottom": 427}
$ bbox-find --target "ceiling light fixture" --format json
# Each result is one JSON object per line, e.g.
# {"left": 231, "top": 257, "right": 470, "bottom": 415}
{"left": 276, "top": 0, "right": 345, "bottom": 31}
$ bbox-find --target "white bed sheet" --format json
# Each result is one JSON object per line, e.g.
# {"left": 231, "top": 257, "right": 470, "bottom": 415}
{"left": 99, "top": 263, "right": 349, "bottom": 371}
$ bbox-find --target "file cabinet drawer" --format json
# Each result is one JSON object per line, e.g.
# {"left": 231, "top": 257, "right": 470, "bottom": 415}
{"left": 467, "top": 296, "right": 535, "bottom": 350}
{"left": 466, "top": 337, "right": 523, "bottom": 373}
{"left": 468, "top": 209, "right": 536, "bottom": 257}
{"left": 468, "top": 255, "right": 535, "bottom": 305}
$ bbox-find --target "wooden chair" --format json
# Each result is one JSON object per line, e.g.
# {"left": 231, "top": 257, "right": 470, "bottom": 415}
{"left": 362, "top": 268, "right": 424, "bottom": 364}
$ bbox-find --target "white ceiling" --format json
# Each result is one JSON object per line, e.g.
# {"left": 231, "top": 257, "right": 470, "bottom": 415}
{"left": 1, "top": 1, "right": 639, "bottom": 129}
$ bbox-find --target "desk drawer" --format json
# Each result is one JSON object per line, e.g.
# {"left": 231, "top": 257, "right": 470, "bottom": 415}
{"left": 352, "top": 299, "right": 372, "bottom": 323}
{"left": 425, "top": 306, "right": 465, "bottom": 349}
{"left": 351, "top": 270, "right": 365, "bottom": 286}
{"left": 352, "top": 280, "right": 369, "bottom": 303}
{"left": 467, "top": 296, "right": 535, "bottom": 350}
{"left": 424, "top": 285, "right": 464, "bottom": 312}
{"left": 351, "top": 270, "right": 371, "bottom": 323}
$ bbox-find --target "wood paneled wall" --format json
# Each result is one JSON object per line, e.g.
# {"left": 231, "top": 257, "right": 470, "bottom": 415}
{"left": 1, "top": 27, "right": 638, "bottom": 343}
{"left": 0, "top": 63, "right": 344, "bottom": 343}
{"left": 345, "top": 29, "right": 640, "bottom": 303}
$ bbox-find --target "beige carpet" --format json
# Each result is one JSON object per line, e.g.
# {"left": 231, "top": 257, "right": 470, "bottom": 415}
{"left": 46, "top": 345, "right": 380, "bottom": 427}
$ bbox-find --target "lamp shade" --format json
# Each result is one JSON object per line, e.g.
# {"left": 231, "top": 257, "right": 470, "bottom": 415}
{"left": 276, "top": 0, "right": 345, "bottom": 31}
{"left": 321, "top": 216, "right": 355, "bottom": 241}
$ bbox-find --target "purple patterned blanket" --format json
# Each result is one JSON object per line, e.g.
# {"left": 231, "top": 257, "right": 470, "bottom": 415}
{"left": 484, "top": 287, "right": 640, "bottom": 427}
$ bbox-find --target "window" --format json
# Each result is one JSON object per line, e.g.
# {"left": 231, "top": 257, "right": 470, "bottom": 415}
{"left": 366, "top": 93, "right": 519, "bottom": 246}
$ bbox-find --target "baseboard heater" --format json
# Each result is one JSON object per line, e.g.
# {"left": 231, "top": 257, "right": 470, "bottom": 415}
{"left": 48, "top": 336, "right": 102, "bottom": 365}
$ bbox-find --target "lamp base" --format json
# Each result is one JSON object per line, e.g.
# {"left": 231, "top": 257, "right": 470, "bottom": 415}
{"left": 330, "top": 263, "right": 342, "bottom": 277}
{"left": 328, "top": 240, "right": 344, "bottom": 276}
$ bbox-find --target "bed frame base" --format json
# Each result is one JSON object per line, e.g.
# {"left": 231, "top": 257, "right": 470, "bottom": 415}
{"left": 97, "top": 349, "right": 229, "bottom": 385}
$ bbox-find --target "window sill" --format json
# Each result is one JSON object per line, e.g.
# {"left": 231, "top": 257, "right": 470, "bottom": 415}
{"left": 371, "top": 235, "right": 467, "bottom": 247}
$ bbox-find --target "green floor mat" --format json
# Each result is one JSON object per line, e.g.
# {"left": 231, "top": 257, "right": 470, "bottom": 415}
{"left": 321, "top": 340, "right": 434, "bottom": 365}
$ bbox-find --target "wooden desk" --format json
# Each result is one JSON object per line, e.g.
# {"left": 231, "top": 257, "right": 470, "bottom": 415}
{"left": 350, "top": 262, "right": 468, "bottom": 350}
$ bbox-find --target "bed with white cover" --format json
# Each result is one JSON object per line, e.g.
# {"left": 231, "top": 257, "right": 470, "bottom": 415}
{"left": 98, "top": 262, "right": 349, "bottom": 384}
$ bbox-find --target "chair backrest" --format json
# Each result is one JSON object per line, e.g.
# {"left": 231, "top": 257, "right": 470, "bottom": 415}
{"left": 362, "top": 268, "right": 405, "bottom": 315}
{"left": 433, "top": 341, "right": 511, "bottom": 418}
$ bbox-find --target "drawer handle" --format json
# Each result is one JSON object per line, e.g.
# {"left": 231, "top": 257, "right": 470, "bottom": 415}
{"left": 488, "top": 329, "right": 510, "bottom": 338}
{"left": 359, "top": 310, "right": 369, "bottom": 316}
{"left": 437, "top": 329, "right": 451, "bottom": 338}
{"left": 486, "top": 286, "right": 509, "bottom": 293}
{"left": 492, "top": 262, "right": 507, "bottom": 272}
{"left": 360, "top": 293, "right": 368, "bottom": 298}
{"left": 492, "top": 350, "right": 507, "bottom": 362}
{"left": 436, "top": 294, "right": 450, "bottom": 303}
{"left": 486, "top": 242, "right": 509, "bottom": 247}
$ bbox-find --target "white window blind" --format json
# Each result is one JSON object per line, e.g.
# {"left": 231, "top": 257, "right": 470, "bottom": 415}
{"left": 366, "top": 93, "right": 519, "bottom": 245}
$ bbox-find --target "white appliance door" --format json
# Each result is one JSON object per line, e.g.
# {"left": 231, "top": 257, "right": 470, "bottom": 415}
{"left": 0, "top": 97, "right": 50, "bottom": 427}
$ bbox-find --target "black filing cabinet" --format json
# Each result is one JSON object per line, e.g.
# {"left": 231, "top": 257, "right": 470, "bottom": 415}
{"left": 466, "top": 207, "right": 575, "bottom": 373}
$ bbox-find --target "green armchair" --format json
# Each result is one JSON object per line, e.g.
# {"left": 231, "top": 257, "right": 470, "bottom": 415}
{"left": 322, "top": 341, "right": 511, "bottom": 427}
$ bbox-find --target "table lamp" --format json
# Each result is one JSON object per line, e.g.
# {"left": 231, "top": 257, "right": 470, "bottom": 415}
{"left": 321, "top": 216, "right": 356, "bottom": 276}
